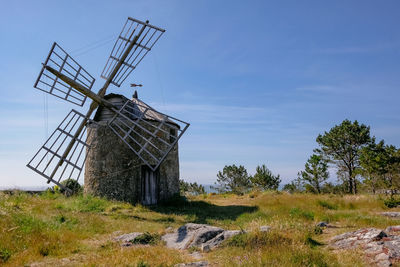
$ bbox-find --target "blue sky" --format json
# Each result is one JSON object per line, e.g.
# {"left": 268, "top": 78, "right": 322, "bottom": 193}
{"left": 1, "top": 0, "right": 400, "bottom": 188}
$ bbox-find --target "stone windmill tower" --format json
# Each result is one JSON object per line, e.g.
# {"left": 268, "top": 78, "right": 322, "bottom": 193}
{"left": 26, "top": 17, "right": 189, "bottom": 205}
{"left": 85, "top": 92, "right": 181, "bottom": 204}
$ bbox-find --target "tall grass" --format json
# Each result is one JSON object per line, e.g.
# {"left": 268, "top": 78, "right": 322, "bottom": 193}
{"left": 0, "top": 190, "right": 396, "bottom": 266}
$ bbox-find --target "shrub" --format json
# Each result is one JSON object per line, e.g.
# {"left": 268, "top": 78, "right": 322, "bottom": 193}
{"left": 60, "top": 179, "right": 82, "bottom": 195}
{"left": 38, "top": 242, "right": 59, "bottom": 257}
{"left": 0, "top": 248, "right": 11, "bottom": 263}
{"left": 130, "top": 232, "right": 161, "bottom": 245}
{"left": 384, "top": 197, "right": 400, "bottom": 208}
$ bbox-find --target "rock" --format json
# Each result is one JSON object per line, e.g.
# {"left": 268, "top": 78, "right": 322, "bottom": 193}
{"left": 201, "top": 229, "right": 243, "bottom": 251}
{"left": 380, "top": 212, "right": 400, "bottom": 218}
{"left": 189, "top": 251, "right": 203, "bottom": 260}
{"left": 259, "top": 225, "right": 271, "bottom": 232}
{"left": 162, "top": 223, "right": 224, "bottom": 250}
{"left": 162, "top": 223, "right": 243, "bottom": 251}
{"left": 174, "top": 261, "right": 209, "bottom": 267}
{"left": 316, "top": 221, "right": 328, "bottom": 227}
{"left": 113, "top": 232, "right": 143, "bottom": 243}
{"left": 385, "top": 225, "right": 400, "bottom": 233}
{"left": 330, "top": 228, "right": 387, "bottom": 249}
{"left": 330, "top": 227, "right": 400, "bottom": 266}
{"left": 201, "top": 244, "right": 210, "bottom": 252}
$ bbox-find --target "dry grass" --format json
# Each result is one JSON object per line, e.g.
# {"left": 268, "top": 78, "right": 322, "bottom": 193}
{"left": 0, "top": 190, "right": 398, "bottom": 266}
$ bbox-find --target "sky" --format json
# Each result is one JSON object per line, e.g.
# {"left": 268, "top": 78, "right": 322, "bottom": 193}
{"left": 0, "top": 0, "right": 400, "bottom": 188}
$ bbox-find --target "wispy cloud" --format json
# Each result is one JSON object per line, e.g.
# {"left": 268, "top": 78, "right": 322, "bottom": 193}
{"left": 315, "top": 41, "right": 400, "bottom": 55}
{"left": 295, "top": 85, "right": 339, "bottom": 93}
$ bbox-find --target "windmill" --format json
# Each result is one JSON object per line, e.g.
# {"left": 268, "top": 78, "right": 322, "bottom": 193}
{"left": 27, "top": 17, "right": 189, "bottom": 198}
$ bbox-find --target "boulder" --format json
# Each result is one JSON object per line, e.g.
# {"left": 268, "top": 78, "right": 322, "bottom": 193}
{"left": 330, "top": 227, "right": 400, "bottom": 266}
{"left": 113, "top": 232, "right": 143, "bottom": 243}
{"left": 162, "top": 223, "right": 224, "bottom": 250}
{"left": 330, "top": 228, "right": 387, "bottom": 249}
{"left": 162, "top": 223, "right": 245, "bottom": 251}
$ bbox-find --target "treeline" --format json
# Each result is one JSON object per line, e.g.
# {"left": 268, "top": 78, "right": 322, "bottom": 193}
{"left": 284, "top": 119, "right": 400, "bottom": 195}
{"left": 181, "top": 164, "right": 281, "bottom": 195}
{"left": 181, "top": 119, "right": 400, "bottom": 196}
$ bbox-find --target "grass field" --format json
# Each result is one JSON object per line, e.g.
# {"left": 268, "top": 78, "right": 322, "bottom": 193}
{"left": 0, "top": 190, "right": 399, "bottom": 266}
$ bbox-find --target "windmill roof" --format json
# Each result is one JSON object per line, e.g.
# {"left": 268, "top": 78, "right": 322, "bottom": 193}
{"left": 93, "top": 93, "right": 178, "bottom": 128}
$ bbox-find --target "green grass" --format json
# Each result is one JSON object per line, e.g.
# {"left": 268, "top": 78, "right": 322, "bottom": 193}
{"left": 0, "top": 190, "right": 397, "bottom": 266}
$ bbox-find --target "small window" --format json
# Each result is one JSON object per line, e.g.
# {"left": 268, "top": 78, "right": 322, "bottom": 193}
{"left": 169, "top": 128, "right": 176, "bottom": 143}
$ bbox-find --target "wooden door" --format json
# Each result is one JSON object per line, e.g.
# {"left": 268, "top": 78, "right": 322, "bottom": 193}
{"left": 142, "top": 166, "right": 158, "bottom": 205}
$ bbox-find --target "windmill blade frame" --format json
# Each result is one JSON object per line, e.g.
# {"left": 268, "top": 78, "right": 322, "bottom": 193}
{"left": 108, "top": 98, "right": 190, "bottom": 171}
{"left": 34, "top": 42, "right": 96, "bottom": 106}
{"left": 27, "top": 110, "right": 94, "bottom": 192}
{"left": 101, "top": 17, "right": 165, "bottom": 87}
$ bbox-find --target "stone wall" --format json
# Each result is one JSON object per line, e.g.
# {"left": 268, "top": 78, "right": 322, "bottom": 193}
{"left": 84, "top": 120, "right": 179, "bottom": 204}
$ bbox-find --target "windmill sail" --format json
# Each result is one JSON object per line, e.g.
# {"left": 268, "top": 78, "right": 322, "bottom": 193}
{"left": 27, "top": 110, "right": 94, "bottom": 189}
{"left": 101, "top": 17, "right": 165, "bottom": 87}
{"left": 34, "top": 43, "right": 96, "bottom": 106}
{"left": 108, "top": 98, "right": 189, "bottom": 171}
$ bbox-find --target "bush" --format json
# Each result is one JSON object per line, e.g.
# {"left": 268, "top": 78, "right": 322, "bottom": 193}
{"left": 384, "top": 197, "right": 400, "bottom": 208}
{"left": 60, "top": 179, "right": 82, "bottom": 195}
{"left": 130, "top": 232, "right": 161, "bottom": 245}
{"left": 0, "top": 248, "right": 11, "bottom": 263}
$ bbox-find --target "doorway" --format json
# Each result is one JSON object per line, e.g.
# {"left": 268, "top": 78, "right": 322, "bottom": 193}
{"left": 141, "top": 165, "right": 159, "bottom": 205}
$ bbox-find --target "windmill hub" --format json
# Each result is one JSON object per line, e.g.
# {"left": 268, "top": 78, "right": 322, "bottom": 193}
{"left": 27, "top": 17, "right": 189, "bottom": 204}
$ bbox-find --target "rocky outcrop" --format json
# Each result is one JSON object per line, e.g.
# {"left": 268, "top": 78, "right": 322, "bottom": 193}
{"left": 115, "top": 223, "right": 270, "bottom": 252}
{"left": 380, "top": 212, "right": 400, "bottom": 218}
{"left": 113, "top": 232, "right": 143, "bottom": 243}
{"left": 162, "top": 223, "right": 226, "bottom": 250}
{"left": 330, "top": 227, "right": 400, "bottom": 267}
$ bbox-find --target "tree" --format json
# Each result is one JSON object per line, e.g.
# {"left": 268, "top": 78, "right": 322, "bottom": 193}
{"left": 250, "top": 164, "right": 281, "bottom": 190}
{"left": 282, "top": 177, "right": 304, "bottom": 193}
{"left": 359, "top": 140, "right": 387, "bottom": 193}
{"left": 298, "top": 154, "right": 329, "bottom": 194}
{"left": 214, "top": 165, "right": 251, "bottom": 195}
{"left": 316, "top": 119, "right": 373, "bottom": 194}
{"left": 381, "top": 145, "right": 400, "bottom": 196}
{"left": 180, "top": 179, "right": 206, "bottom": 196}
